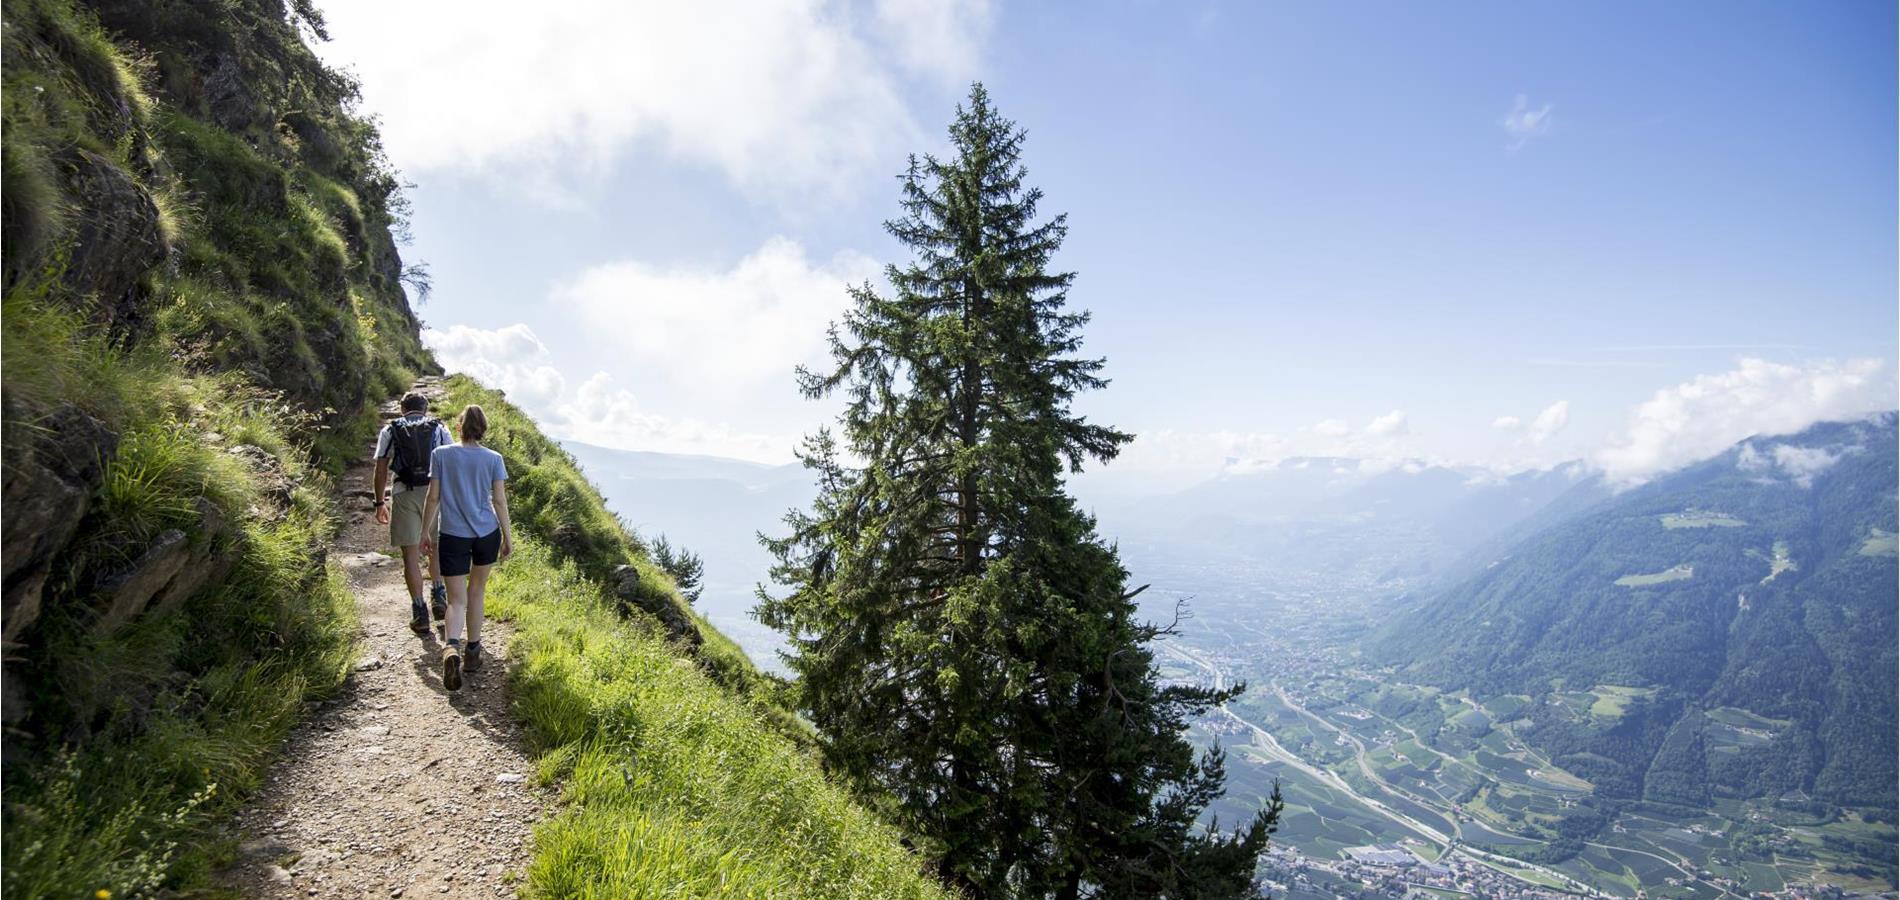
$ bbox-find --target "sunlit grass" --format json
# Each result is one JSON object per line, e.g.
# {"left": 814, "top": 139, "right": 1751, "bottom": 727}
{"left": 488, "top": 541, "right": 948, "bottom": 899}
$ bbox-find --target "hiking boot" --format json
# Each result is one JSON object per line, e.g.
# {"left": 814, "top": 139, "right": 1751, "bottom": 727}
{"left": 430, "top": 582, "right": 448, "bottom": 621}
{"left": 442, "top": 645, "right": 463, "bottom": 691}
{"left": 464, "top": 641, "right": 484, "bottom": 672}
{"left": 409, "top": 599, "right": 430, "bottom": 634}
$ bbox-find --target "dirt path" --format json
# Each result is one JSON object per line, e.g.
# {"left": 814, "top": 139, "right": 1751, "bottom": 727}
{"left": 223, "top": 381, "right": 550, "bottom": 898}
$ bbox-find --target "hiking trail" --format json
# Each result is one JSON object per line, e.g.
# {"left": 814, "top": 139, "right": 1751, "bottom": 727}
{"left": 223, "top": 378, "right": 550, "bottom": 898}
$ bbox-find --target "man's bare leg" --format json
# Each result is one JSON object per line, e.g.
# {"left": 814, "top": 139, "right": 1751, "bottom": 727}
{"left": 400, "top": 543, "right": 424, "bottom": 602}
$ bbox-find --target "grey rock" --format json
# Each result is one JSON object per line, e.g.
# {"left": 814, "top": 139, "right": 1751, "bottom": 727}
{"left": 2, "top": 401, "right": 118, "bottom": 647}
{"left": 54, "top": 147, "right": 168, "bottom": 339}
{"left": 93, "top": 529, "right": 190, "bottom": 635}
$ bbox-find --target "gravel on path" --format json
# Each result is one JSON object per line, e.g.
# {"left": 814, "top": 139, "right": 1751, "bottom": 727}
{"left": 223, "top": 381, "right": 550, "bottom": 899}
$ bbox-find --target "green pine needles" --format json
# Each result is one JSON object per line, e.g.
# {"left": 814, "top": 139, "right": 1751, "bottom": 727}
{"left": 759, "top": 84, "right": 1279, "bottom": 899}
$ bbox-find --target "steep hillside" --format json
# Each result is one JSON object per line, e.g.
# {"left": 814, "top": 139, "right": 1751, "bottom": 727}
{"left": 3, "top": 0, "right": 430, "bottom": 891}
{"left": 442, "top": 379, "right": 947, "bottom": 898}
{"left": 1379, "top": 414, "right": 1898, "bottom": 813}
{"left": 1, "top": 1, "right": 946, "bottom": 895}
{"left": 560, "top": 440, "right": 812, "bottom": 664}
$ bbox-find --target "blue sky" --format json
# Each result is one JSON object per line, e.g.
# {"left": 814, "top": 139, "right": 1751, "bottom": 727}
{"left": 318, "top": 0, "right": 1896, "bottom": 488}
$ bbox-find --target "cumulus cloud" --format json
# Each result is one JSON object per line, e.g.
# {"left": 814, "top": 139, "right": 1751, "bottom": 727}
{"left": 423, "top": 323, "right": 796, "bottom": 462}
{"left": 1595, "top": 358, "right": 1891, "bottom": 484}
{"left": 1527, "top": 400, "right": 1570, "bottom": 444}
{"left": 1107, "top": 429, "right": 1289, "bottom": 484}
{"left": 554, "top": 237, "right": 880, "bottom": 399}
{"left": 1737, "top": 442, "right": 1853, "bottom": 489}
{"left": 872, "top": 0, "right": 994, "bottom": 83}
{"left": 421, "top": 324, "right": 566, "bottom": 409}
{"left": 1501, "top": 94, "right": 1554, "bottom": 151}
{"left": 1366, "top": 410, "right": 1409, "bottom": 436}
{"left": 1310, "top": 418, "right": 1352, "bottom": 438}
{"left": 1490, "top": 400, "right": 1567, "bottom": 446}
{"left": 316, "top": 0, "right": 992, "bottom": 201}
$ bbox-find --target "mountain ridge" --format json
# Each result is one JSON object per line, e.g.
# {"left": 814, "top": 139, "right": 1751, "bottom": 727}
{"left": 1376, "top": 413, "right": 1898, "bottom": 811}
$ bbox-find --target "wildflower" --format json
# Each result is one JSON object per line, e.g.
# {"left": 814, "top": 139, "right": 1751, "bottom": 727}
{"left": 96, "top": 890, "right": 112, "bottom": 899}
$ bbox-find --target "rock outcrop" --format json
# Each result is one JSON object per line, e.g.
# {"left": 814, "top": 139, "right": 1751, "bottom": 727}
{"left": 611, "top": 564, "right": 703, "bottom": 651}
{"left": 2, "top": 401, "right": 119, "bottom": 646}
{"left": 55, "top": 146, "right": 168, "bottom": 341}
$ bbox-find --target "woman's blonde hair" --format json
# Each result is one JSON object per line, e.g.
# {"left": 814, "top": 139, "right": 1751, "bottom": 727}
{"left": 459, "top": 404, "right": 489, "bottom": 442}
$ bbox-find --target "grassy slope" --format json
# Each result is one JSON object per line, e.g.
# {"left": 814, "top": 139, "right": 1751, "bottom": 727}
{"left": 2, "top": 296, "right": 365, "bottom": 897}
{"left": 436, "top": 376, "right": 948, "bottom": 899}
{"left": 2, "top": 0, "right": 424, "bottom": 893}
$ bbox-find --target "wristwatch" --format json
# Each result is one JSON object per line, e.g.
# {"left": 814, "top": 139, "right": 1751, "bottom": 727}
{"left": 373, "top": 497, "right": 386, "bottom": 508}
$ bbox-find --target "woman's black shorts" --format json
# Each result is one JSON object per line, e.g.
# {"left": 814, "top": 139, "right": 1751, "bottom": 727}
{"left": 438, "top": 529, "right": 501, "bottom": 576}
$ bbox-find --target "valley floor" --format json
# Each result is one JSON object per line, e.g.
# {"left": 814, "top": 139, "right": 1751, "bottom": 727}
{"left": 220, "top": 385, "right": 550, "bottom": 898}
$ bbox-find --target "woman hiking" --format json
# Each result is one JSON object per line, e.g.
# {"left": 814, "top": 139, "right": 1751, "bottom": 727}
{"left": 419, "top": 404, "right": 514, "bottom": 691}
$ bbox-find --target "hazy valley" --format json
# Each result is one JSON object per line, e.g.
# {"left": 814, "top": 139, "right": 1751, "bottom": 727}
{"left": 570, "top": 415, "right": 1899, "bottom": 899}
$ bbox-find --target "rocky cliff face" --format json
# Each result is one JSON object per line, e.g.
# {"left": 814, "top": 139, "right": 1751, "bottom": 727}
{"left": 2, "top": 0, "right": 429, "bottom": 760}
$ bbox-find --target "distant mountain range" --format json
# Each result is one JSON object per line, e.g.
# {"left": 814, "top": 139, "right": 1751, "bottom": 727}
{"left": 566, "top": 411, "right": 1899, "bottom": 815}
{"left": 1091, "top": 454, "right": 1610, "bottom": 591}
{"left": 1376, "top": 413, "right": 1898, "bottom": 809}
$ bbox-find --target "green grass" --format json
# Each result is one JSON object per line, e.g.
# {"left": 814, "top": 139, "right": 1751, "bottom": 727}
{"left": 1614, "top": 564, "right": 1694, "bottom": 588}
{"left": 1588, "top": 684, "right": 1655, "bottom": 719}
{"left": 487, "top": 540, "right": 948, "bottom": 899}
{"left": 434, "top": 376, "right": 788, "bottom": 716}
{"left": 1, "top": 0, "right": 436, "bottom": 893}
{"left": 1, "top": 300, "right": 362, "bottom": 898}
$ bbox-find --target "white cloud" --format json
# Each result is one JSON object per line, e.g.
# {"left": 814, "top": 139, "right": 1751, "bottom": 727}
{"left": 1366, "top": 410, "right": 1409, "bottom": 436}
{"left": 1108, "top": 429, "right": 1287, "bottom": 477}
{"left": 1310, "top": 418, "right": 1352, "bottom": 437}
{"left": 423, "top": 323, "right": 797, "bottom": 462}
{"left": 872, "top": 0, "right": 994, "bottom": 83}
{"left": 1527, "top": 400, "right": 1570, "bottom": 444}
{"left": 554, "top": 237, "right": 879, "bottom": 399}
{"left": 316, "top": 0, "right": 992, "bottom": 201}
{"left": 1492, "top": 415, "right": 1522, "bottom": 430}
{"left": 1771, "top": 444, "right": 1846, "bottom": 488}
{"left": 421, "top": 324, "right": 567, "bottom": 409}
{"left": 1501, "top": 94, "right": 1554, "bottom": 151}
{"left": 1595, "top": 358, "right": 1891, "bottom": 484}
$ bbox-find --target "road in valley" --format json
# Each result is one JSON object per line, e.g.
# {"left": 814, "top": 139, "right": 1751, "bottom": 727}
{"left": 1160, "top": 640, "right": 1601, "bottom": 897}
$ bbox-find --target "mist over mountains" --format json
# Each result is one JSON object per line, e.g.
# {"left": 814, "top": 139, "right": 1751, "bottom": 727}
{"left": 565, "top": 412, "right": 1894, "bottom": 668}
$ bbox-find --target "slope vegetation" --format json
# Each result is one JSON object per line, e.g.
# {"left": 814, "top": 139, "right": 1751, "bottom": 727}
{"left": 438, "top": 377, "right": 948, "bottom": 898}
{"left": 3, "top": 0, "right": 427, "bottom": 891}
{"left": 1380, "top": 415, "right": 1898, "bottom": 811}
{"left": 1, "top": 0, "right": 945, "bottom": 895}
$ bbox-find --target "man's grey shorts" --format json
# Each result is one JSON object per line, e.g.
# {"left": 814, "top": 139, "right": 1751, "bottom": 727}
{"left": 389, "top": 487, "right": 436, "bottom": 547}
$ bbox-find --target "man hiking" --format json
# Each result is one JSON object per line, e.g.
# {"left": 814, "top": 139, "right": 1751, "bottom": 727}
{"left": 373, "top": 392, "right": 454, "bottom": 634}
{"left": 419, "top": 404, "right": 514, "bottom": 691}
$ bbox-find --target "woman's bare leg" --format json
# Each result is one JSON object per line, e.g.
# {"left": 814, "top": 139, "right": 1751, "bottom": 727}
{"left": 444, "top": 574, "right": 469, "bottom": 644}
{"left": 466, "top": 563, "right": 491, "bottom": 645}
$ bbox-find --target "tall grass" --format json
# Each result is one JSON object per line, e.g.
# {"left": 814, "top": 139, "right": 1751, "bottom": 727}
{"left": 488, "top": 541, "right": 950, "bottom": 899}
{"left": 1, "top": 300, "right": 361, "bottom": 897}
{"left": 435, "top": 377, "right": 787, "bottom": 714}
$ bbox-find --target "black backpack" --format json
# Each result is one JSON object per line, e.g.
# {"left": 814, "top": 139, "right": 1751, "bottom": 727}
{"left": 389, "top": 417, "right": 440, "bottom": 488}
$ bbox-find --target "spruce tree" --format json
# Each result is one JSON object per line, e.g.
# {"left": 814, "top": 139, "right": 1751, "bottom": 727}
{"left": 652, "top": 534, "right": 704, "bottom": 604}
{"left": 759, "top": 84, "right": 1277, "bottom": 899}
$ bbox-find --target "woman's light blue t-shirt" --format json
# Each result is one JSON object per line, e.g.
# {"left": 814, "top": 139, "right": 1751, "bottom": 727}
{"left": 430, "top": 443, "right": 508, "bottom": 539}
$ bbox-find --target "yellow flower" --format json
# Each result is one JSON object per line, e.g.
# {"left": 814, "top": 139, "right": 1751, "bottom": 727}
{"left": 96, "top": 891, "right": 112, "bottom": 899}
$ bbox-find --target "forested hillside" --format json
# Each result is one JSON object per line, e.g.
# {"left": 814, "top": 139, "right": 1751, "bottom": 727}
{"left": 1380, "top": 414, "right": 1898, "bottom": 813}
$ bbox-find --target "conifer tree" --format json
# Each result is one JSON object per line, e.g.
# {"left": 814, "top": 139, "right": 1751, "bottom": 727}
{"left": 652, "top": 534, "right": 704, "bottom": 604}
{"left": 759, "top": 84, "right": 1277, "bottom": 899}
